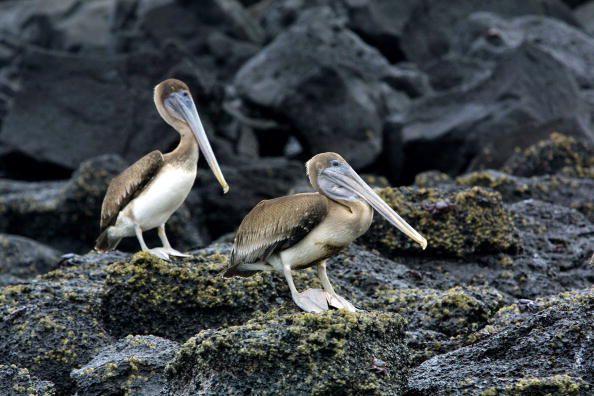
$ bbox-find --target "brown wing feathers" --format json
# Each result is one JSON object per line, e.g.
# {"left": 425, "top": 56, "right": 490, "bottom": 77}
{"left": 98, "top": 150, "right": 164, "bottom": 233}
{"left": 226, "top": 193, "right": 328, "bottom": 276}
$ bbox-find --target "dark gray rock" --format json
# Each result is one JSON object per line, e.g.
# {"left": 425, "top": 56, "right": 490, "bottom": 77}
{"left": 0, "top": 261, "right": 114, "bottom": 393}
{"left": 71, "top": 335, "right": 179, "bottom": 396}
{"left": 235, "top": 7, "right": 411, "bottom": 169}
{"left": 575, "top": 1, "right": 594, "bottom": 34}
{"left": 407, "top": 288, "right": 593, "bottom": 395}
{"left": 0, "top": 364, "right": 55, "bottom": 396}
{"left": 0, "top": 48, "right": 177, "bottom": 173}
{"left": 400, "top": 44, "right": 592, "bottom": 177}
{"left": 0, "top": 234, "right": 61, "bottom": 285}
{"left": 400, "top": 0, "right": 578, "bottom": 65}
{"left": 0, "top": 155, "right": 205, "bottom": 253}
{"left": 164, "top": 310, "right": 409, "bottom": 395}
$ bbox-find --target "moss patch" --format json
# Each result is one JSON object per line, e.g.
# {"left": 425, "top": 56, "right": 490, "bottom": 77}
{"left": 360, "top": 186, "right": 520, "bottom": 257}
{"left": 165, "top": 310, "right": 408, "bottom": 395}
{"left": 102, "top": 247, "right": 313, "bottom": 341}
{"left": 502, "top": 132, "right": 594, "bottom": 178}
{"left": 0, "top": 364, "right": 55, "bottom": 396}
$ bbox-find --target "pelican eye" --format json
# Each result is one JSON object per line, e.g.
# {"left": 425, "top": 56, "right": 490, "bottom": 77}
{"left": 330, "top": 160, "right": 341, "bottom": 167}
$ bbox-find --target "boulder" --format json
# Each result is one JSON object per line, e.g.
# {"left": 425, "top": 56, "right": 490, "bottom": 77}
{"left": 0, "top": 48, "right": 177, "bottom": 174}
{"left": 71, "top": 335, "right": 179, "bottom": 396}
{"left": 165, "top": 310, "right": 409, "bottom": 395}
{"left": 400, "top": 44, "right": 592, "bottom": 178}
{"left": 575, "top": 1, "right": 594, "bottom": 34}
{"left": 360, "top": 186, "right": 520, "bottom": 257}
{"left": 501, "top": 132, "right": 594, "bottom": 177}
{"left": 101, "top": 245, "right": 298, "bottom": 341}
{"left": 407, "top": 288, "right": 593, "bottom": 395}
{"left": 0, "top": 260, "right": 114, "bottom": 393}
{"left": 0, "top": 155, "right": 204, "bottom": 253}
{"left": 234, "top": 6, "right": 412, "bottom": 169}
{"left": 0, "top": 364, "right": 56, "bottom": 396}
{"left": 0, "top": 234, "right": 61, "bottom": 285}
{"left": 400, "top": 0, "right": 578, "bottom": 65}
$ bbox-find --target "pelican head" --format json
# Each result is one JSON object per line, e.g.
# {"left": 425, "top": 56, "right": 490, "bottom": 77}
{"left": 154, "top": 79, "right": 229, "bottom": 193}
{"left": 307, "top": 152, "right": 427, "bottom": 250}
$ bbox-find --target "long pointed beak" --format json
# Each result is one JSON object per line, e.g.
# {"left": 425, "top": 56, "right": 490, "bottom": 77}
{"left": 168, "top": 92, "right": 229, "bottom": 193}
{"left": 324, "top": 166, "right": 427, "bottom": 250}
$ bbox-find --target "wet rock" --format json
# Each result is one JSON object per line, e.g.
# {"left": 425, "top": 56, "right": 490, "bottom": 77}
{"left": 71, "top": 335, "right": 179, "bottom": 396}
{"left": 400, "top": 0, "right": 578, "bottom": 65}
{"left": 0, "top": 48, "right": 176, "bottom": 173}
{"left": 193, "top": 157, "right": 304, "bottom": 238}
{"left": 235, "top": 7, "right": 407, "bottom": 169}
{"left": 400, "top": 43, "right": 592, "bottom": 177}
{"left": 407, "top": 288, "right": 593, "bottom": 395}
{"left": 360, "top": 186, "right": 520, "bottom": 257}
{"left": 0, "top": 234, "right": 61, "bottom": 285}
{"left": 0, "top": 155, "right": 204, "bottom": 253}
{"left": 101, "top": 245, "right": 298, "bottom": 341}
{"left": 165, "top": 310, "right": 409, "bottom": 395}
{"left": 0, "top": 364, "right": 55, "bottom": 396}
{"left": 0, "top": 264, "right": 113, "bottom": 393}
{"left": 501, "top": 133, "right": 594, "bottom": 177}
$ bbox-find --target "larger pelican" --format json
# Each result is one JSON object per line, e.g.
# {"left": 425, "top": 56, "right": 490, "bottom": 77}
{"left": 95, "top": 79, "right": 228, "bottom": 259}
{"left": 224, "top": 152, "right": 426, "bottom": 312}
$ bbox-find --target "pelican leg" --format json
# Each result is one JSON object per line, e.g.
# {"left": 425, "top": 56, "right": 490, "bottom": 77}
{"left": 158, "top": 224, "right": 190, "bottom": 257}
{"left": 283, "top": 262, "right": 328, "bottom": 313}
{"left": 135, "top": 225, "right": 170, "bottom": 260}
{"left": 317, "top": 260, "right": 358, "bottom": 312}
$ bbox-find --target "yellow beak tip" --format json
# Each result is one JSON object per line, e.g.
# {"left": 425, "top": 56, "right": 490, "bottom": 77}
{"left": 420, "top": 239, "right": 428, "bottom": 250}
{"left": 222, "top": 185, "right": 230, "bottom": 194}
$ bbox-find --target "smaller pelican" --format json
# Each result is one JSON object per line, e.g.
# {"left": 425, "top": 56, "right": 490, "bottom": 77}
{"left": 95, "top": 79, "right": 228, "bottom": 259}
{"left": 224, "top": 152, "right": 427, "bottom": 312}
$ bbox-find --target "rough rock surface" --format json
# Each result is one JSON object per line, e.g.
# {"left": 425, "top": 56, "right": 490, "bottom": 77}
{"left": 360, "top": 186, "right": 520, "bottom": 257}
{"left": 71, "top": 335, "right": 179, "bottom": 396}
{"left": 0, "top": 258, "right": 114, "bottom": 393}
{"left": 235, "top": 7, "right": 412, "bottom": 169}
{"left": 0, "top": 234, "right": 61, "bottom": 285}
{"left": 0, "top": 364, "right": 55, "bottom": 396}
{"left": 102, "top": 245, "right": 297, "bottom": 341}
{"left": 165, "top": 310, "right": 409, "bottom": 395}
{"left": 407, "top": 288, "right": 593, "bottom": 395}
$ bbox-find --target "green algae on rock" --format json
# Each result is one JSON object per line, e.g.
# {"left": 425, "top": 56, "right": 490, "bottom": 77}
{"left": 71, "top": 335, "right": 179, "bottom": 396}
{"left": 360, "top": 186, "right": 520, "bottom": 257}
{"left": 501, "top": 132, "right": 594, "bottom": 178}
{"left": 165, "top": 310, "right": 409, "bottom": 395}
{"left": 0, "top": 276, "right": 113, "bottom": 393}
{"left": 0, "top": 364, "right": 55, "bottom": 396}
{"left": 407, "top": 287, "right": 594, "bottom": 395}
{"left": 102, "top": 245, "right": 307, "bottom": 341}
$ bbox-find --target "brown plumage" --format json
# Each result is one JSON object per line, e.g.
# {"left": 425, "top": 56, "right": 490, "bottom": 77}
{"left": 226, "top": 193, "right": 328, "bottom": 276}
{"left": 95, "top": 150, "right": 164, "bottom": 251}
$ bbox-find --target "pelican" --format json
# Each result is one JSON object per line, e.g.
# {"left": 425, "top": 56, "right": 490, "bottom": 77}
{"left": 95, "top": 79, "right": 228, "bottom": 260}
{"left": 224, "top": 152, "right": 427, "bottom": 312}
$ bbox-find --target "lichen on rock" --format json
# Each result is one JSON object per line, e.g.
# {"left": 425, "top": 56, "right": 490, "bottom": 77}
{"left": 0, "top": 364, "right": 55, "bottom": 396}
{"left": 101, "top": 244, "right": 309, "bottom": 341}
{"left": 165, "top": 310, "right": 409, "bottom": 395}
{"left": 360, "top": 186, "right": 520, "bottom": 257}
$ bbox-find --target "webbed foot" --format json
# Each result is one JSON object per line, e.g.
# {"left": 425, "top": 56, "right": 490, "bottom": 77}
{"left": 146, "top": 248, "right": 171, "bottom": 260}
{"left": 161, "top": 247, "right": 191, "bottom": 258}
{"left": 326, "top": 293, "right": 359, "bottom": 312}
{"left": 292, "top": 288, "right": 329, "bottom": 313}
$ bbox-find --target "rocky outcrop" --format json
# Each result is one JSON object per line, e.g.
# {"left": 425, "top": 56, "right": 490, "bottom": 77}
{"left": 407, "top": 288, "right": 593, "bottom": 395}
{"left": 165, "top": 310, "right": 409, "bottom": 395}
{"left": 71, "top": 335, "right": 179, "bottom": 396}
{"left": 0, "top": 257, "right": 114, "bottom": 393}
{"left": 360, "top": 186, "right": 520, "bottom": 257}
{"left": 0, "top": 234, "right": 61, "bottom": 286}
{"left": 0, "top": 364, "right": 55, "bottom": 396}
